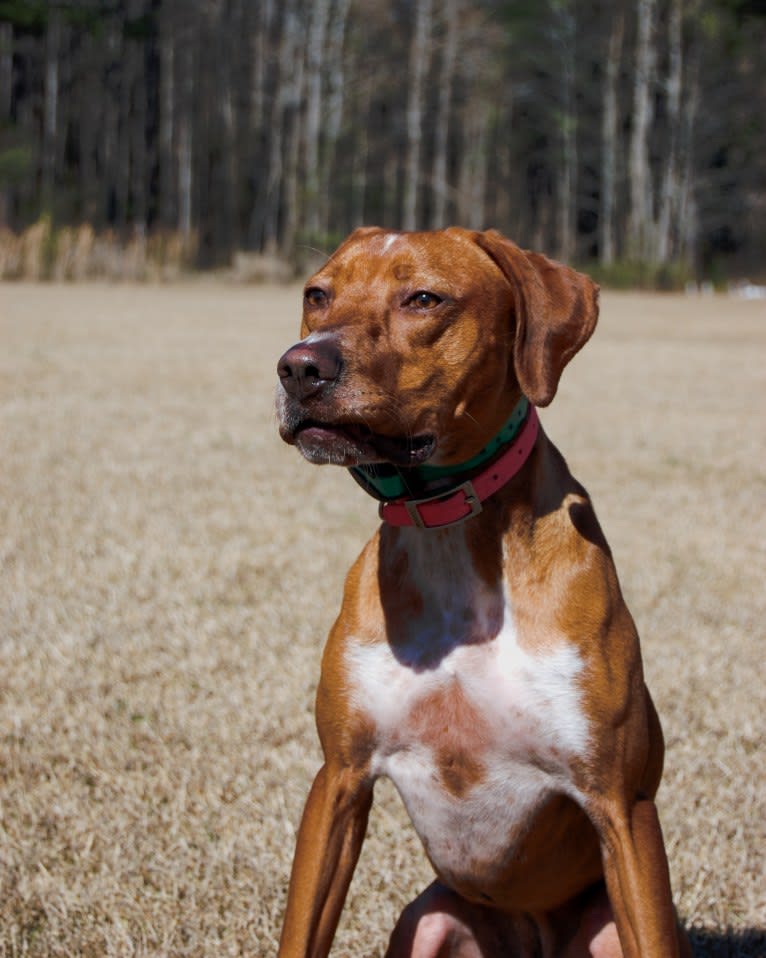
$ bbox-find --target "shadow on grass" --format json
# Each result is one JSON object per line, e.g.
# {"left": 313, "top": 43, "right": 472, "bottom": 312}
{"left": 689, "top": 927, "right": 766, "bottom": 957}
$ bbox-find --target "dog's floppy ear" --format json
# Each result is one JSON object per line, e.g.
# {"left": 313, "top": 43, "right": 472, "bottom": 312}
{"left": 474, "top": 229, "right": 599, "bottom": 407}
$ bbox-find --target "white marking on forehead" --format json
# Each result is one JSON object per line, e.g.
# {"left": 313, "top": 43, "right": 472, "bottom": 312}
{"left": 381, "top": 233, "right": 401, "bottom": 253}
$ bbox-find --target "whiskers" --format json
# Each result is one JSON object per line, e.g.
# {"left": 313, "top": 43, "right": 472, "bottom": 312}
{"left": 457, "top": 408, "right": 482, "bottom": 433}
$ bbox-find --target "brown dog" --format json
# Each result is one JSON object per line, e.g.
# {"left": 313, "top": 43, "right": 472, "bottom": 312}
{"left": 275, "top": 227, "right": 689, "bottom": 957}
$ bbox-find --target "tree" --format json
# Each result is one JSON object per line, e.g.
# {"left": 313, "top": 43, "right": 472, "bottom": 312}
{"left": 431, "top": 0, "right": 459, "bottom": 229}
{"left": 0, "top": 0, "right": 763, "bottom": 280}
{"left": 600, "top": 2, "right": 625, "bottom": 266}
{"left": 403, "top": 0, "right": 432, "bottom": 231}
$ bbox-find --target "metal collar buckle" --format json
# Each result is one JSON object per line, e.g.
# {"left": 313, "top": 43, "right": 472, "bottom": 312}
{"left": 403, "top": 479, "right": 483, "bottom": 529}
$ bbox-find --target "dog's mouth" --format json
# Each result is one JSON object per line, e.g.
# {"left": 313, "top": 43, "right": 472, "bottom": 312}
{"left": 291, "top": 419, "right": 436, "bottom": 467}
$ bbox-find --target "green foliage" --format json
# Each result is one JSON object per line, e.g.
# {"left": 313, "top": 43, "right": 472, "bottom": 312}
{"left": 0, "top": 1, "right": 47, "bottom": 30}
{"left": 716, "top": 0, "right": 766, "bottom": 21}
{"left": 586, "top": 259, "right": 696, "bottom": 292}
{"left": 297, "top": 230, "right": 345, "bottom": 258}
{"left": 0, "top": 1, "right": 113, "bottom": 34}
{"left": 1, "top": 0, "right": 764, "bottom": 282}
{"left": 0, "top": 144, "right": 32, "bottom": 185}
{"left": 123, "top": 12, "right": 157, "bottom": 40}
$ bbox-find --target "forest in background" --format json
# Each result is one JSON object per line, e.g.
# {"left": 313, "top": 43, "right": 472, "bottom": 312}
{"left": 0, "top": 0, "right": 765, "bottom": 284}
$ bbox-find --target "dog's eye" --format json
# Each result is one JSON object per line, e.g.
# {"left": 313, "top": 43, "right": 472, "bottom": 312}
{"left": 305, "top": 287, "right": 329, "bottom": 308}
{"left": 407, "top": 291, "right": 443, "bottom": 310}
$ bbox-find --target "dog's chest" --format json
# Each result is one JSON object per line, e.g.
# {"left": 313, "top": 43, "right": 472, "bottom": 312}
{"left": 344, "top": 578, "right": 590, "bottom": 882}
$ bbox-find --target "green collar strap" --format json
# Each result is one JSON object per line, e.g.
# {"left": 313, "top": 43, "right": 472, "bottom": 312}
{"left": 350, "top": 396, "right": 530, "bottom": 501}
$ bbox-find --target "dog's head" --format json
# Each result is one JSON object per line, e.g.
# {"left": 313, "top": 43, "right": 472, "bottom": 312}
{"left": 276, "top": 227, "right": 598, "bottom": 467}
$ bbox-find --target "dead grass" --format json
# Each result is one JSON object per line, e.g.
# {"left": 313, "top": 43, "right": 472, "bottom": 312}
{"left": 1, "top": 282, "right": 764, "bottom": 957}
{"left": 0, "top": 222, "right": 199, "bottom": 282}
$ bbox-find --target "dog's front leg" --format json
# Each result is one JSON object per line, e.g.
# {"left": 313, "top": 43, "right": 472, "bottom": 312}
{"left": 592, "top": 794, "right": 682, "bottom": 958}
{"left": 278, "top": 762, "right": 373, "bottom": 958}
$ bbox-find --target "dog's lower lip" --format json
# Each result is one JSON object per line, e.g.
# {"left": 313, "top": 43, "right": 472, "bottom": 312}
{"left": 295, "top": 421, "right": 435, "bottom": 465}
{"left": 297, "top": 423, "right": 359, "bottom": 445}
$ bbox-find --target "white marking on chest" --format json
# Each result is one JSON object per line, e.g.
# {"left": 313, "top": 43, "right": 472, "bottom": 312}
{"left": 346, "top": 605, "right": 588, "bottom": 766}
{"left": 344, "top": 587, "right": 590, "bottom": 880}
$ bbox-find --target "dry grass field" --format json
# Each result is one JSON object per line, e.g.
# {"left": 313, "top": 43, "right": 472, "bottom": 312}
{"left": 1, "top": 280, "right": 764, "bottom": 957}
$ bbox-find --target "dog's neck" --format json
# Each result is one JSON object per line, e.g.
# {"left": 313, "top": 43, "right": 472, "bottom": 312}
{"left": 349, "top": 397, "right": 539, "bottom": 530}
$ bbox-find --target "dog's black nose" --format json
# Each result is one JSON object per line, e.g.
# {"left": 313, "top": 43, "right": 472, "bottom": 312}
{"left": 277, "top": 338, "right": 343, "bottom": 400}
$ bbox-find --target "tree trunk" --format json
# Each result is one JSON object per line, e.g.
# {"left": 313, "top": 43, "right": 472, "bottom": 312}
{"left": 403, "top": 0, "right": 433, "bottom": 230}
{"left": 628, "top": 0, "right": 657, "bottom": 261}
{"left": 556, "top": 4, "right": 577, "bottom": 263}
{"left": 280, "top": 9, "right": 306, "bottom": 258}
{"left": 115, "top": 17, "right": 132, "bottom": 230}
{"left": 304, "top": 0, "right": 332, "bottom": 239}
{"left": 656, "top": 0, "right": 682, "bottom": 263}
{"left": 431, "top": 0, "right": 459, "bottom": 229}
{"left": 259, "top": 69, "right": 285, "bottom": 252}
{"left": 350, "top": 73, "right": 370, "bottom": 228}
{"left": 384, "top": 149, "right": 399, "bottom": 228}
{"left": 129, "top": 37, "right": 147, "bottom": 233}
{"left": 42, "top": 8, "right": 62, "bottom": 213}
{"left": 259, "top": 2, "right": 302, "bottom": 253}
{"left": 600, "top": 5, "right": 624, "bottom": 266}
{"left": 457, "top": 99, "right": 489, "bottom": 230}
{"left": 0, "top": 21, "right": 11, "bottom": 121}
{"left": 491, "top": 128, "right": 515, "bottom": 234}
{"left": 0, "top": 20, "right": 13, "bottom": 226}
{"left": 102, "top": 17, "right": 120, "bottom": 227}
{"left": 177, "top": 23, "right": 195, "bottom": 238}
{"left": 218, "top": 10, "right": 239, "bottom": 256}
{"left": 251, "top": 0, "right": 275, "bottom": 136}
{"left": 159, "top": 12, "right": 176, "bottom": 229}
{"left": 677, "top": 31, "right": 700, "bottom": 267}
{"left": 248, "top": 1, "right": 282, "bottom": 248}
{"left": 77, "top": 32, "right": 100, "bottom": 225}
{"left": 319, "top": 0, "right": 352, "bottom": 238}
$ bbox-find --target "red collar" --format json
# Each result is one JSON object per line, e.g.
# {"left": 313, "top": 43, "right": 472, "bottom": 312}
{"left": 379, "top": 405, "right": 539, "bottom": 529}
